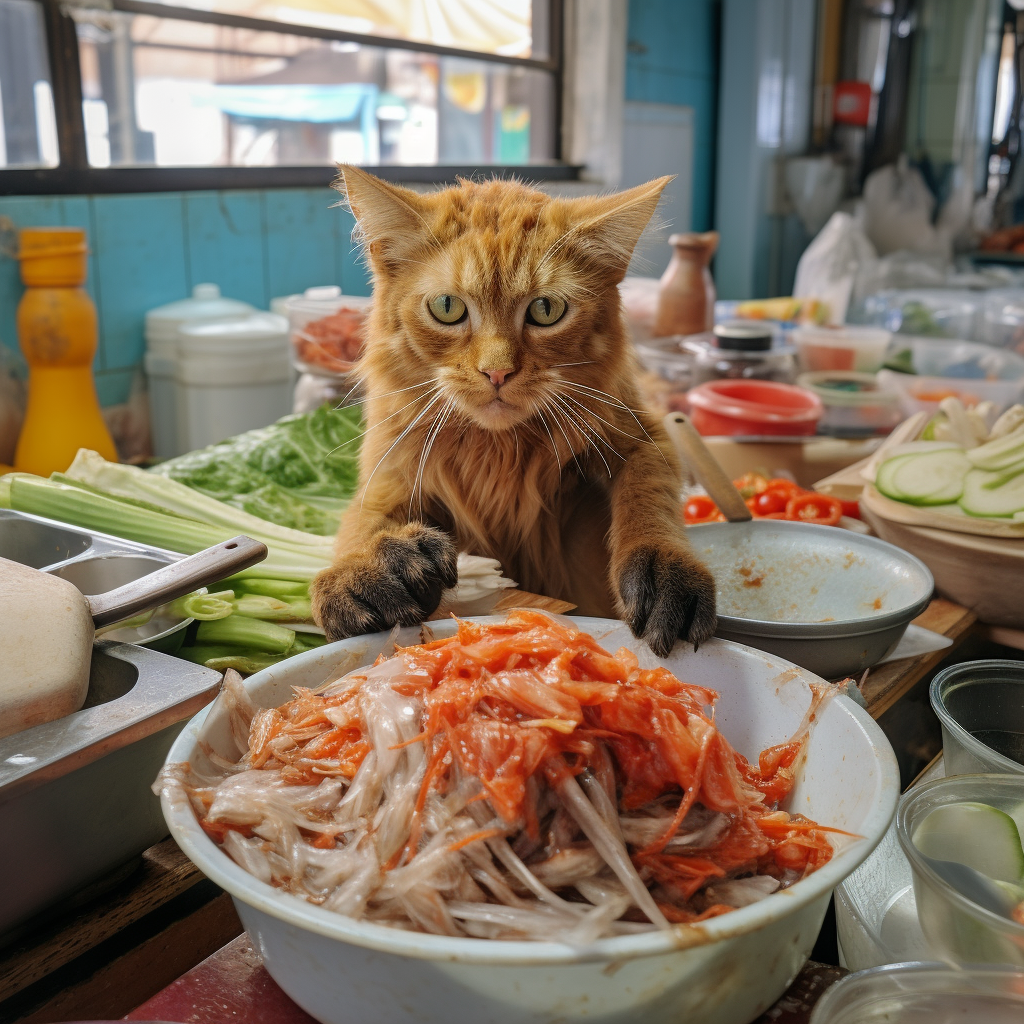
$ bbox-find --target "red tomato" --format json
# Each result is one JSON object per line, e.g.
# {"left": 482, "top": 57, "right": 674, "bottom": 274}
{"left": 732, "top": 472, "right": 770, "bottom": 498}
{"left": 785, "top": 492, "right": 843, "bottom": 526}
{"left": 753, "top": 489, "right": 790, "bottom": 516}
{"left": 765, "top": 477, "right": 803, "bottom": 496}
{"left": 684, "top": 494, "right": 719, "bottom": 524}
{"left": 839, "top": 498, "right": 861, "bottom": 520}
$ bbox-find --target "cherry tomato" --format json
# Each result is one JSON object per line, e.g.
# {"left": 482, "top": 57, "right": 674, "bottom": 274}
{"left": 839, "top": 498, "right": 861, "bottom": 520}
{"left": 753, "top": 489, "right": 790, "bottom": 516}
{"left": 785, "top": 492, "right": 843, "bottom": 526}
{"left": 764, "top": 477, "right": 803, "bottom": 496}
{"left": 684, "top": 494, "right": 719, "bottom": 524}
{"left": 732, "top": 472, "right": 770, "bottom": 498}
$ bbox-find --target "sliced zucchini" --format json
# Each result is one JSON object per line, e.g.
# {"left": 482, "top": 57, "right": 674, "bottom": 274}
{"left": 913, "top": 802, "right": 1024, "bottom": 885}
{"left": 876, "top": 454, "right": 917, "bottom": 502}
{"left": 960, "top": 466, "right": 1024, "bottom": 517}
{"left": 889, "top": 449, "right": 971, "bottom": 506}
{"left": 967, "top": 425, "right": 1024, "bottom": 470}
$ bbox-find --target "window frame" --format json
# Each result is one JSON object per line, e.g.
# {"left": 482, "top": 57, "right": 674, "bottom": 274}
{"left": 2, "top": 0, "right": 576, "bottom": 194}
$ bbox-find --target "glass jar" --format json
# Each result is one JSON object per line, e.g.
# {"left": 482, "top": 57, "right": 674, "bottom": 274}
{"left": 684, "top": 321, "right": 797, "bottom": 386}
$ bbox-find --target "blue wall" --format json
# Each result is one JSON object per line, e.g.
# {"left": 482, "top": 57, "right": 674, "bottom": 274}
{"left": 0, "top": 188, "right": 370, "bottom": 406}
{"left": 625, "top": 0, "right": 719, "bottom": 232}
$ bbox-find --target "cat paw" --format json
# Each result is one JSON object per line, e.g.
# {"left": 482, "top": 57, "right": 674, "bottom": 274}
{"left": 311, "top": 524, "right": 459, "bottom": 640}
{"left": 616, "top": 544, "right": 718, "bottom": 657}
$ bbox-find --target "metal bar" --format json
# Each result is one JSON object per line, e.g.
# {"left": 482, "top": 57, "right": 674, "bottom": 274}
{"left": 99, "top": 0, "right": 561, "bottom": 72}
{"left": 40, "top": 0, "right": 88, "bottom": 170}
{"left": 0, "top": 163, "right": 582, "bottom": 195}
{"left": 550, "top": 0, "right": 564, "bottom": 161}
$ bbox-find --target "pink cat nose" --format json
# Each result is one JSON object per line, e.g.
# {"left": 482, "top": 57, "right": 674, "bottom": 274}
{"left": 481, "top": 368, "right": 516, "bottom": 388}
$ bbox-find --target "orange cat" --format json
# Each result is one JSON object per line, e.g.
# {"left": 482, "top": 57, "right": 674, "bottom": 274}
{"left": 311, "top": 167, "right": 716, "bottom": 656}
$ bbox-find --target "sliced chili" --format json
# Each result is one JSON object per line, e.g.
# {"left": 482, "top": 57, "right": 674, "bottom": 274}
{"left": 785, "top": 492, "right": 843, "bottom": 526}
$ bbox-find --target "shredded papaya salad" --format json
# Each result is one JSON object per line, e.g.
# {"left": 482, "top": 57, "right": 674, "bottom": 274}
{"left": 159, "top": 610, "right": 849, "bottom": 943}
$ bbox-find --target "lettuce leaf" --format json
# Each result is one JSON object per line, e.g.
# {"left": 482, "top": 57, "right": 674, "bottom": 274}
{"left": 151, "top": 403, "right": 363, "bottom": 534}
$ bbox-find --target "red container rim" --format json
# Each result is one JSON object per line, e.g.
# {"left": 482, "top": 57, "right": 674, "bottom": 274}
{"left": 687, "top": 379, "right": 824, "bottom": 424}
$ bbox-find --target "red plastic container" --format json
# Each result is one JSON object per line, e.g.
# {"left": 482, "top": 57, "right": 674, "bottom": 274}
{"left": 687, "top": 379, "right": 823, "bottom": 436}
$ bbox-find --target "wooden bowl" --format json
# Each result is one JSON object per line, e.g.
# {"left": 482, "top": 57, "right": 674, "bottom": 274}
{"left": 861, "top": 506, "right": 1024, "bottom": 628}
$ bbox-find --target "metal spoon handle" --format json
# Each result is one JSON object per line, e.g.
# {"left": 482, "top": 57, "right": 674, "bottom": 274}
{"left": 663, "top": 412, "right": 752, "bottom": 523}
{"left": 88, "top": 536, "right": 268, "bottom": 627}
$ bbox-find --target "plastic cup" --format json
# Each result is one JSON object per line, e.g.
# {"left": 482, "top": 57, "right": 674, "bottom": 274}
{"left": 793, "top": 325, "right": 892, "bottom": 373}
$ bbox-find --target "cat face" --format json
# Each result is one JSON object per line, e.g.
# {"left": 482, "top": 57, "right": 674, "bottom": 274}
{"left": 338, "top": 169, "right": 670, "bottom": 432}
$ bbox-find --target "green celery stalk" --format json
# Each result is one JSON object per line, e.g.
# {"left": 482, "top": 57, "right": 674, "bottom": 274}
{"left": 51, "top": 472, "right": 205, "bottom": 522}
{"left": 8, "top": 474, "right": 324, "bottom": 582}
{"left": 235, "top": 579, "right": 310, "bottom": 599}
{"left": 233, "top": 594, "right": 313, "bottom": 622}
{"left": 169, "top": 593, "right": 235, "bottom": 621}
{"left": 290, "top": 632, "right": 328, "bottom": 652}
{"left": 65, "top": 449, "right": 335, "bottom": 556}
{"left": 195, "top": 614, "right": 295, "bottom": 654}
{"left": 179, "top": 645, "right": 287, "bottom": 674}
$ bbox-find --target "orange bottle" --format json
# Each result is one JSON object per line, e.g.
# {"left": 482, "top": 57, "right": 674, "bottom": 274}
{"left": 14, "top": 227, "right": 118, "bottom": 475}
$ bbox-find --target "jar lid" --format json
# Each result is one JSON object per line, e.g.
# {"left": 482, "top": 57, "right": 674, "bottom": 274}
{"left": 145, "top": 285, "right": 256, "bottom": 345}
{"left": 713, "top": 321, "right": 773, "bottom": 352}
{"left": 18, "top": 226, "right": 88, "bottom": 259}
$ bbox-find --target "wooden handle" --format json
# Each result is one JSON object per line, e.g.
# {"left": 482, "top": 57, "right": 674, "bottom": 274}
{"left": 88, "top": 536, "right": 268, "bottom": 627}
{"left": 663, "top": 412, "right": 752, "bottom": 522}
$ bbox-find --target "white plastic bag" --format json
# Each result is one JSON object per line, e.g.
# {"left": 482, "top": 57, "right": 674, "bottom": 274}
{"left": 793, "top": 212, "right": 877, "bottom": 324}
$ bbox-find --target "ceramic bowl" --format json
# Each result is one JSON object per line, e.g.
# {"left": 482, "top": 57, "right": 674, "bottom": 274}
{"left": 160, "top": 616, "right": 899, "bottom": 1024}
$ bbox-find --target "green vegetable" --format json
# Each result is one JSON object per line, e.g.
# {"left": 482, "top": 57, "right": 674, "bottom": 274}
{"left": 3, "top": 473, "right": 326, "bottom": 581}
{"left": 151, "top": 403, "right": 363, "bottom": 534}
{"left": 196, "top": 614, "right": 296, "bottom": 654}
{"left": 235, "top": 579, "right": 310, "bottom": 599}
{"left": 913, "top": 802, "right": 1024, "bottom": 884}
{"left": 965, "top": 426, "right": 1024, "bottom": 471}
{"left": 233, "top": 593, "right": 312, "bottom": 622}
{"left": 876, "top": 449, "right": 970, "bottom": 505}
{"left": 900, "top": 301, "right": 948, "bottom": 337}
{"left": 180, "top": 645, "right": 289, "bottom": 674}
{"left": 882, "top": 347, "right": 916, "bottom": 374}
{"left": 960, "top": 466, "right": 1024, "bottom": 517}
{"left": 168, "top": 592, "right": 235, "bottom": 621}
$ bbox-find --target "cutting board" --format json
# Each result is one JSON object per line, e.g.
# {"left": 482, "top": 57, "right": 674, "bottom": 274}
{"left": 860, "top": 484, "right": 1024, "bottom": 539}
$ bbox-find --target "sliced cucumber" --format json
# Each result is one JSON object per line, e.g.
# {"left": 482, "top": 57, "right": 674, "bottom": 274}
{"left": 913, "top": 802, "right": 1024, "bottom": 885}
{"left": 983, "top": 456, "right": 1024, "bottom": 489}
{"left": 960, "top": 466, "right": 1024, "bottom": 517}
{"left": 888, "top": 449, "right": 971, "bottom": 506}
{"left": 876, "top": 454, "right": 916, "bottom": 501}
{"left": 967, "top": 425, "right": 1024, "bottom": 470}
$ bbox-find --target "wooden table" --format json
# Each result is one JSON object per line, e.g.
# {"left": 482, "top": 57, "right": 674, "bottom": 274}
{"left": 0, "top": 596, "right": 982, "bottom": 1024}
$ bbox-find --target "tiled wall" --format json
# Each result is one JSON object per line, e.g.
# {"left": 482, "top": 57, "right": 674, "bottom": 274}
{"left": 625, "top": 0, "right": 719, "bottom": 233}
{"left": 0, "top": 188, "right": 370, "bottom": 406}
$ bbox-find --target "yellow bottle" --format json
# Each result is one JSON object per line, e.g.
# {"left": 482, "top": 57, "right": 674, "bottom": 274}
{"left": 14, "top": 227, "right": 118, "bottom": 475}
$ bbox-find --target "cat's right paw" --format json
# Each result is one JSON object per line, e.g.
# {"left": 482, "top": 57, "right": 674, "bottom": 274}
{"left": 311, "top": 524, "right": 459, "bottom": 640}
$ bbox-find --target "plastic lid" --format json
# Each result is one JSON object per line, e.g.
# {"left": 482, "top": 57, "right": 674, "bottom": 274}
{"left": 18, "top": 226, "right": 88, "bottom": 258}
{"left": 304, "top": 286, "right": 342, "bottom": 301}
{"left": 178, "top": 311, "right": 288, "bottom": 344}
{"left": 145, "top": 284, "right": 255, "bottom": 329}
{"left": 713, "top": 321, "right": 773, "bottom": 352}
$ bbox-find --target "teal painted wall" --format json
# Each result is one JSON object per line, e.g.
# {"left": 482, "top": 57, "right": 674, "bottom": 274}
{"left": 0, "top": 187, "right": 370, "bottom": 406}
{"left": 625, "top": 0, "right": 719, "bottom": 232}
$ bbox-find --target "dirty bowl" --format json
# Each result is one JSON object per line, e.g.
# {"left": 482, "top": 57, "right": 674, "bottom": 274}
{"left": 160, "top": 617, "right": 899, "bottom": 1024}
{"left": 686, "top": 520, "right": 934, "bottom": 678}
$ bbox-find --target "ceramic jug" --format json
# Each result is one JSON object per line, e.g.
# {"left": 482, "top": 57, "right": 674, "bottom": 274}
{"left": 652, "top": 231, "right": 719, "bottom": 338}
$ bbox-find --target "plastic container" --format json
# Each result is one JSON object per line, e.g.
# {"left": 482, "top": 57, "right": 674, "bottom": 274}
{"left": 887, "top": 334, "right": 1024, "bottom": 380}
{"left": 634, "top": 335, "right": 694, "bottom": 415}
{"left": 982, "top": 290, "right": 1024, "bottom": 354}
{"left": 930, "top": 660, "right": 1024, "bottom": 777}
{"left": 144, "top": 284, "right": 255, "bottom": 459}
{"left": 797, "top": 371, "right": 903, "bottom": 436}
{"left": 686, "top": 379, "right": 823, "bottom": 436}
{"left": 287, "top": 287, "right": 371, "bottom": 378}
{"left": 809, "top": 962, "right": 1024, "bottom": 1024}
{"left": 174, "top": 312, "right": 290, "bottom": 453}
{"left": 14, "top": 227, "right": 118, "bottom": 476}
{"left": 897, "top": 774, "right": 1024, "bottom": 967}
{"left": 793, "top": 325, "right": 892, "bottom": 373}
{"left": 857, "top": 289, "right": 982, "bottom": 340}
{"left": 876, "top": 369, "right": 1024, "bottom": 418}
{"left": 684, "top": 321, "right": 797, "bottom": 386}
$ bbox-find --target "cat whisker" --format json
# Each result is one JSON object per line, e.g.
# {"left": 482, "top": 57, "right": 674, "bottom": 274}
{"left": 550, "top": 361, "right": 596, "bottom": 369}
{"left": 545, "top": 398, "right": 586, "bottom": 479}
{"left": 558, "top": 390, "right": 646, "bottom": 446}
{"left": 549, "top": 394, "right": 617, "bottom": 476}
{"left": 411, "top": 397, "right": 456, "bottom": 519}
{"left": 559, "top": 381, "right": 668, "bottom": 464}
{"left": 324, "top": 385, "right": 442, "bottom": 456}
{"left": 360, "top": 390, "right": 447, "bottom": 506}
{"left": 536, "top": 410, "right": 563, "bottom": 479}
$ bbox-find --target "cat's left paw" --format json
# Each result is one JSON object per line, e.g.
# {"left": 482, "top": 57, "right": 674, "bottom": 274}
{"left": 616, "top": 544, "right": 718, "bottom": 657}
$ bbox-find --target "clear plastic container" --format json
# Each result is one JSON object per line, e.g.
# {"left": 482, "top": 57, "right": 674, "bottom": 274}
{"left": 982, "top": 290, "right": 1024, "bottom": 354}
{"left": 859, "top": 289, "right": 982, "bottom": 340}
{"left": 797, "top": 371, "right": 903, "bottom": 436}
{"left": 286, "top": 287, "right": 371, "bottom": 378}
{"left": 896, "top": 774, "right": 1024, "bottom": 967}
{"left": 809, "top": 962, "right": 1024, "bottom": 1024}
{"left": 886, "top": 335, "right": 1024, "bottom": 380}
{"left": 634, "top": 335, "right": 694, "bottom": 415}
{"left": 931, "top": 661, "right": 1024, "bottom": 777}
{"left": 876, "top": 369, "right": 1024, "bottom": 418}
{"left": 793, "top": 325, "right": 892, "bottom": 373}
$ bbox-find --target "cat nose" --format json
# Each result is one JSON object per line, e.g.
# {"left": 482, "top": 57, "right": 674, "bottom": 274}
{"left": 481, "top": 368, "right": 516, "bottom": 388}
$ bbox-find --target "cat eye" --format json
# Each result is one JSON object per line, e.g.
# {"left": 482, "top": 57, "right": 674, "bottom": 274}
{"left": 428, "top": 294, "right": 468, "bottom": 324}
{"left": 526, "top": 296, "right": 567, "bottom": 326}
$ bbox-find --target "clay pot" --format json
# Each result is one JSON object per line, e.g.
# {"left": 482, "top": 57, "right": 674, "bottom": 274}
{"left": 652, "top": 231, "right": 719, "bottom": 338}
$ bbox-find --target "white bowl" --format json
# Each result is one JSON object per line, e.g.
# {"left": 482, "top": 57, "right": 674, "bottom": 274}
{"left": 159, "top": 617, "right": 899, "bottom": 1024}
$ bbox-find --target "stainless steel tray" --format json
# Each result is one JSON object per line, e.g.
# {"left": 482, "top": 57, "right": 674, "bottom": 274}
{"left": 0, "top": 510, "right": 222, "bottom": 939}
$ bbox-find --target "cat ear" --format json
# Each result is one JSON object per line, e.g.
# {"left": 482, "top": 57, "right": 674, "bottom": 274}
{"left": 334, "top": 165, "right": 431, "bottom": 272}
{"left": 570, "top": 176, "right": 674, "bottom": 274}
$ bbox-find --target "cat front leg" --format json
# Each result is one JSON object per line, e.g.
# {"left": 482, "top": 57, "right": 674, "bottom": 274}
{"left": 311, "top": 517, "right": 458, "bottom": 640}
{"left": 607, "top": 429, "right": 718, "bottom": 657}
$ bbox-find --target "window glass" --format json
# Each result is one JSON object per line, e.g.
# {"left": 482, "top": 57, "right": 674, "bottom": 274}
{"left": 0, "top": 0, "right": 59, "bottom": 168}
{"left": 129, "top": 0, "right": 546, "bottom": 59}
{"left": 75, "top": 11, "right": 555, "bottom": 167}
